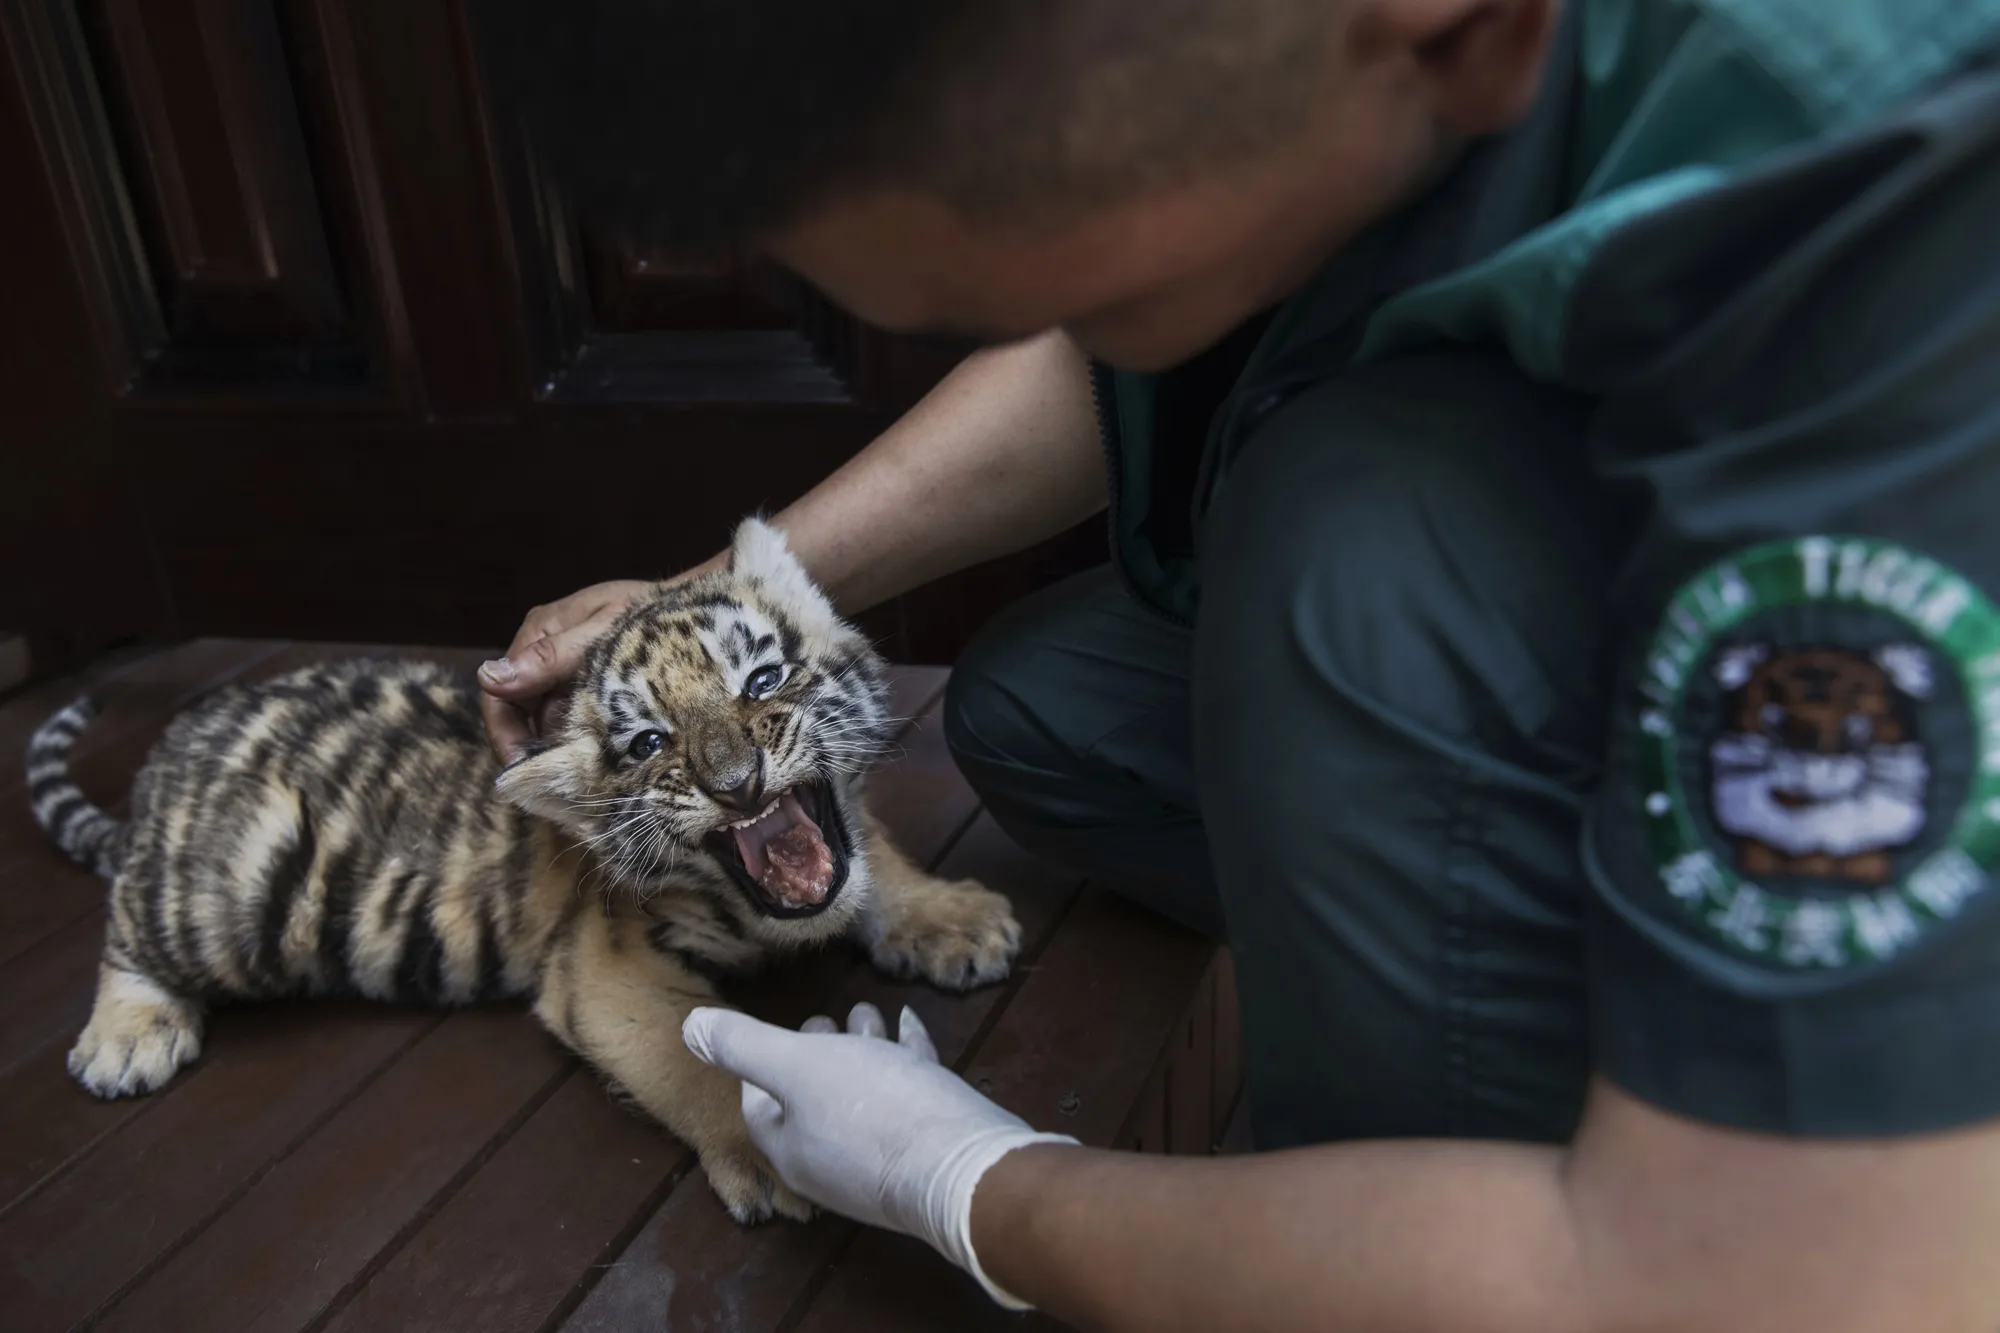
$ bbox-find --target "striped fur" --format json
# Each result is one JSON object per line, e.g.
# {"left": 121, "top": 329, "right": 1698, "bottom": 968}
{"left": 35, "top": 519, "right": 1022, "bottom": 1225}
{"left": 26, "top": 697, "right": 125, "bottom": 880}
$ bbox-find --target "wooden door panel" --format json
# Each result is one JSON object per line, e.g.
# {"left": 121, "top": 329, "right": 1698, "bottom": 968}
{"left": 582, "top": 236, "right": 795, "bottom": 333}
{"left": 479, "top": 96, "right": 895, "bottom": 408}
{"left": 2, "top": 0, "right": 169, "bottom": 394}
{"left": 0, "top": 0, "right": 170, "bottom": 671}
{"left": 2, "top": 0, "right": 379, "bottom": 395}
{"left": 81, "top": 0, "right": 346, "bottom": 343}
{"left": 120, "top": 412, "right": 890, "bottom": 647}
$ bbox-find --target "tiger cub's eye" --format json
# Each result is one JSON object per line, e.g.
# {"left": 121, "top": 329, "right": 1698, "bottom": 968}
{"left": 628, "top": 730, "right": 666, "bottom": 760}
{"left": 744, "top": 665, "right": 786, "bottom": 700}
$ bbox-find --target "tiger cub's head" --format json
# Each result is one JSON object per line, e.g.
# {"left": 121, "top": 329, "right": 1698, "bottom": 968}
{"left": 496, "top": 518, "right": 894, "bottom": 939}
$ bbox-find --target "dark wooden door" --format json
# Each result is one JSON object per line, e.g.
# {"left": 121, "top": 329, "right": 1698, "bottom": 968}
{"left": 0, "top": 0, "right": 1098, "bottom": 667}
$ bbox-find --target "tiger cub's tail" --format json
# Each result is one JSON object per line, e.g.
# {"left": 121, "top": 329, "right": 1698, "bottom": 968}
{"left": 27, "top": 697, "right": 126, "bottom": 880}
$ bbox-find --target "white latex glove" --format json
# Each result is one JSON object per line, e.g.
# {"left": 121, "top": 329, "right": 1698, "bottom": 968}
{"left": 683, "top": 1001, "right": 1078, "bottom": 1309}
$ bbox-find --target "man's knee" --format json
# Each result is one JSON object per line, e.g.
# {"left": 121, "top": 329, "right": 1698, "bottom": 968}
{"left": 942, "top": 587, "right": 1073, "bottom": 788}
{"left": 942, "top": 568, "right": 1174, "bottom": 813}
{"left": 943, "top": 567, "right": 1205, "bottom": 827}
{"left": 945, "top": 572, "right": 1223, "bottom": 935}
{"left": 1196, "top": 352, "right": 1608, "bottom": 752}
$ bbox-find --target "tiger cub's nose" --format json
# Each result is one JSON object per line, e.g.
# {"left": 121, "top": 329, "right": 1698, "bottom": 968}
{"left": 701, "top": 768, "right": 765, "bottom": 815}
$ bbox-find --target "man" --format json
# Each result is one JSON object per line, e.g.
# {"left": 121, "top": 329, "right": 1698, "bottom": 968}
{"left": 477, "top": 1, "right": 2000, "bottom": 1327}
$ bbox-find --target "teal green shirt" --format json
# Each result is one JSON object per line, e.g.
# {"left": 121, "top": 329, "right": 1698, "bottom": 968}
{"left": 1360, "top": 0, "right": 2000, "bottom": 378}
{"left": 1104, "top": 0, "right": 2000, "bottom": 625}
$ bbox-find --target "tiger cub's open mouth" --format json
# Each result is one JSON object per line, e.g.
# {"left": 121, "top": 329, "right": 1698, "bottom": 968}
{"left": 704, "top": 781, "right": 853, "bottom": 918}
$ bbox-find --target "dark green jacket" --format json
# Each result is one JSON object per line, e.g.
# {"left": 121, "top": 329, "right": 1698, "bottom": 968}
{"left": 1101, "top": 0, "right": 2000, "bottom": 626}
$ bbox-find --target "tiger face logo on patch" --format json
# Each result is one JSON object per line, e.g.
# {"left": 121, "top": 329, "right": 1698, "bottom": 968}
{"left": 1709, "top": 644, "right": 1932, "bottom": 885}
{"left": 1635, "top": 538, "right": 2000, "bottom": 970}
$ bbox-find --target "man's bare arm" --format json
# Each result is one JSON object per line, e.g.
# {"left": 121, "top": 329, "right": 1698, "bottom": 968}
{"left": 970, "top": 1077, "right": 2000, "bottom": 1333}
{"left": 765, "top": 327, "right": 1104, "bottom": 614}
{"left": 479, "top": 329, "right": 1104, "bottom": 760}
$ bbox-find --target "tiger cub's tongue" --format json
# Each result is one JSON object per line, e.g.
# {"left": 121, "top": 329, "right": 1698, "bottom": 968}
{"left": 730, "top": 790, "right": 832, "bottom": 907}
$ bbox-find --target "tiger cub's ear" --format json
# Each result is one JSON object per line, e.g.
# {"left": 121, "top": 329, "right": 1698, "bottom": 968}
{"left": 728, "top": 517, "right": 835, "bottom": 637}
{"left": 494, "top": 735, "right": 599, "bottom": 827}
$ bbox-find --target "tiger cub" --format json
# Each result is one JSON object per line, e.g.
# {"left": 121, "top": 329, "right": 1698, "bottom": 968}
{"left": 27, "top": 518, "right": 1022, "bottom": 1224}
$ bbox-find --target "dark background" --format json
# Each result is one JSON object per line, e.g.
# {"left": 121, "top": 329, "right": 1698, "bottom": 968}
{"left": 0, "top": 0, "right": 1101, "bottom": 678}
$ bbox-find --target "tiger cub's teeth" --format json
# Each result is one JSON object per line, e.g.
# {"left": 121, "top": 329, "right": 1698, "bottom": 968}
{"left": 723, "top": 796, "right": 785, "bottom": 831}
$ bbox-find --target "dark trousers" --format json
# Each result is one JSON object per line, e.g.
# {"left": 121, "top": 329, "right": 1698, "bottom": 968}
{"left": 945, "top": 351, "right": 1620, "bottom": 1150}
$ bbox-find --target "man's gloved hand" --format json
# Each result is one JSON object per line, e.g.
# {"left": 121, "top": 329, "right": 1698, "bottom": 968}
{"left": 683, "top": 1001, "right": 1077, "bottom": 1308}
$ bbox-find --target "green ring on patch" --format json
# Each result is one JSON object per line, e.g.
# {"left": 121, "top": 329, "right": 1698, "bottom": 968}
{"left": 1637, "top": 537, "right": 2000, "bottom": 969}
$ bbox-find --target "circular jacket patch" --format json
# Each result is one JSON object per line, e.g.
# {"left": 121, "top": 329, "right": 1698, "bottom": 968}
{"left": 1638, "top": 537, "right": 2000, "bottom": 969}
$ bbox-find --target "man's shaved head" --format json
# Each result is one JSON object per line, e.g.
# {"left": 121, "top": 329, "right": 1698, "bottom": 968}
{"left": 486, "top": 0, "right": 1343, "bottom": 250}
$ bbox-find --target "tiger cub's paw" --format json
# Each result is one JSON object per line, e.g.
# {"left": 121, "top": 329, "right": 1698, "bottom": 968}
{"left": 868, "top": 877, "right": 1022, "bottom": 992}
{"left": 701, "top": 1138, "right": 814, "bottom": 1226}
{"left": 68, "top": 968, "right": 204, "bottom": 1098}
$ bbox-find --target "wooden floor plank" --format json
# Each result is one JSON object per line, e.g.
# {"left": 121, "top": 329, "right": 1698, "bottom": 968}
{"left": 1164, "top": 963, "right": 1218, "bottom": 1156}
{"left": 0, "top": 855, "right": 105, "bottom": 973}
{"left": 0, "top": 1005, "right": 436, "bottom": 1331}
{"left": 1211, "top": 951, "right": 1244, "bottom": 1152}
{"left": 560, "top": 815, "right": 1086, "bottom": 1333}
{"left": 0, "top": 1025, "right": 131, "bottom": 1211}
{"left": 786, "top": 889, "right": 1218, "bottom": 1333}
{"left": 0, "top": 911, "right": 104, "bottom": 1077}
{"left": 804, "top": 1230, "right": 1030, "bottom": 1333}
{"left": 960, "top": 888, "right": 1217, "bottom": 1146}
{"left": 853, "top": 707, "right": 976, "bottom": 881}
{"left": 315, "top": 670, "right": 961, "bottom": 1333}
{"left": 314, "top": 1068, "right": 681, "bottom": 1333}
{"left": 89, "top": 1011, "right": 571, "bottom": 1333}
